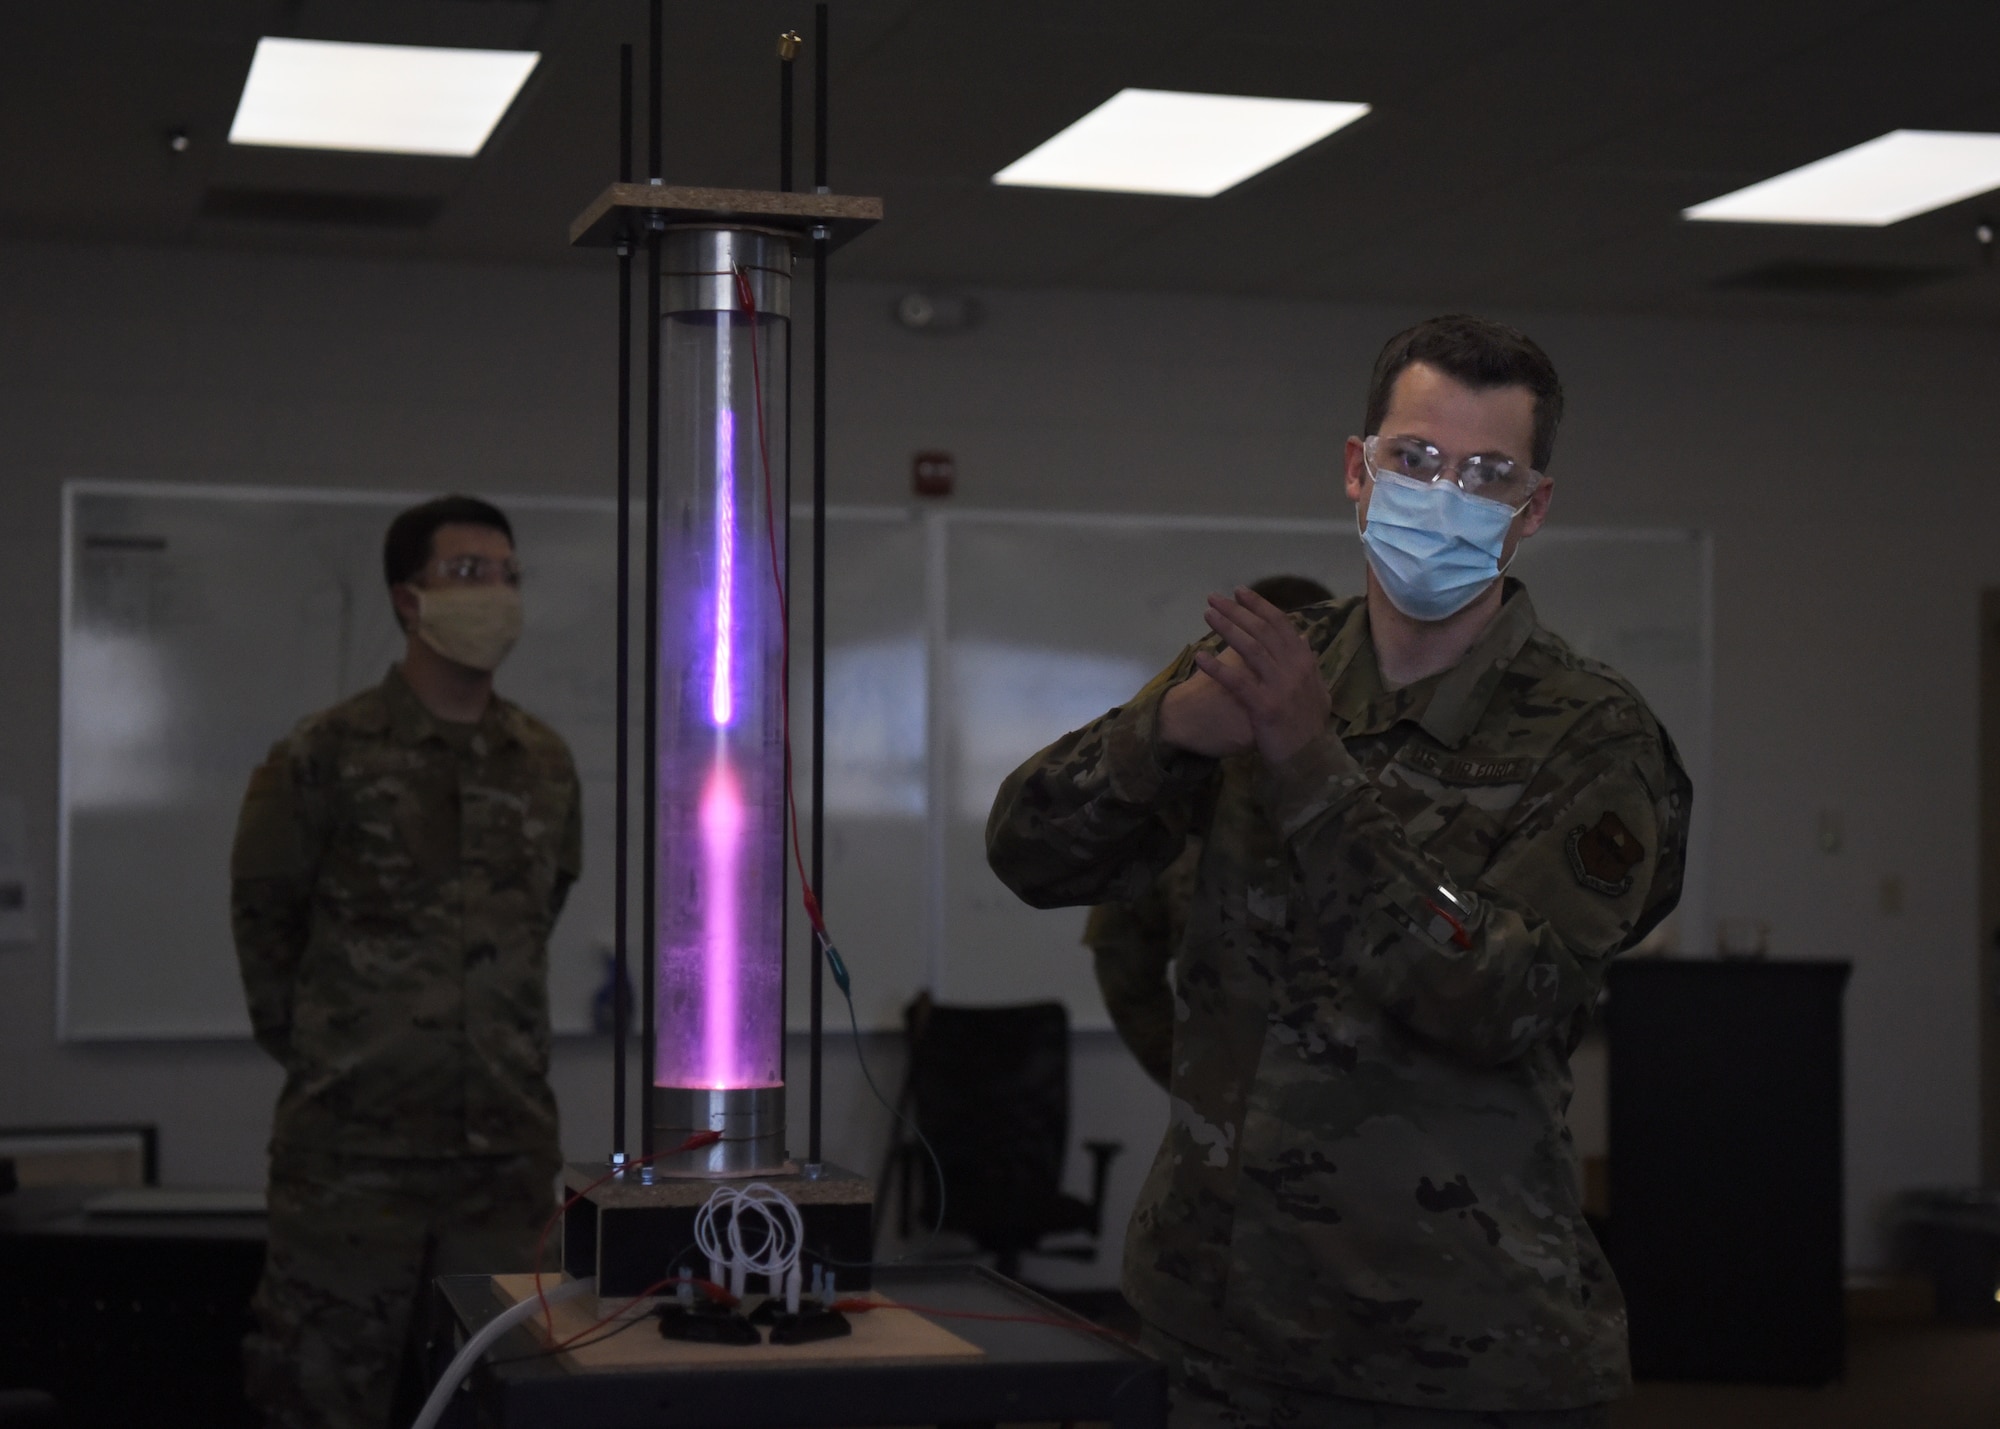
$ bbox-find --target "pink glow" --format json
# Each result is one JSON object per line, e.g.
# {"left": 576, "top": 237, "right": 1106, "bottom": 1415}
{"left": 710, "top": 409, "right": 736, "bottom": 726}
{"left": 698, "top": 758, "right": 744, "bottom": 1090}
{"left": 655, "top": 301, "right": 786, "bottom": 1096}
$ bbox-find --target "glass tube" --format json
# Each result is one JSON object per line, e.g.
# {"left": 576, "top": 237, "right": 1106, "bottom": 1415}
{"left": 654, "top": 228, "right": 790, "bottom": 1105}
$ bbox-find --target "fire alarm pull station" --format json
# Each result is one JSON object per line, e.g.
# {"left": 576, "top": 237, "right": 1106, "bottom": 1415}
{"left": 913, "top": 450, "right": 955, "bottom": 498}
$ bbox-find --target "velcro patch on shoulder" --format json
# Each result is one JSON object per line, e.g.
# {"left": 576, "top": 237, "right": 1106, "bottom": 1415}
{"left": 1566, "top": 811, "right": 1644, "bottom": 896}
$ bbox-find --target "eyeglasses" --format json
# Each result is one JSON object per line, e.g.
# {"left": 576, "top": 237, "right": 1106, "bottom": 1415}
{"left": 424, "top": 554, "right": 522, "bottom": 587}
{"left": 1362, "top": 434, "right": 1545, "bottom": 511}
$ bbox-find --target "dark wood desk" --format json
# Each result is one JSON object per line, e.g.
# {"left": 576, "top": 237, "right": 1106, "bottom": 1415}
{"left": 437, "top": 1265, "right": 1167, "bottom": 1429}
{"left": 0, "top": 1187, "right": 265, "bottom": 1428}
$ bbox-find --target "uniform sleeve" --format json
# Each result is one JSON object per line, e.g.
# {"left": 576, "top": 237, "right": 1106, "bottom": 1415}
{"left": 986, "top": 645, "right": 1219, "bottom": 910}
{"left": 550, "top": 754, "right": 584, "bottom": 923}
{"left": 229, "top": 736, "right": 328, "bottom": 1065}
{"left": 1265, "top": 699, "right": 1682, "bottom": 1067}
{"left": 1086, "top": 897, "right": 1177, "bottom": 1089}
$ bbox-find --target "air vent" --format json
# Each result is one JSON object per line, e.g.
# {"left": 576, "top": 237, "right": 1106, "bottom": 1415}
{"left": 1715, "top": 260, "right": 1956, "bottom": 296}
{"left": 199, "top": 188, "right": 444, "bottom": 229}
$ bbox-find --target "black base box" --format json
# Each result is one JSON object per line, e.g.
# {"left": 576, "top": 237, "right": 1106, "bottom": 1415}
{"left": 560, "top": 1162, "right": 875, "bottom": 1297}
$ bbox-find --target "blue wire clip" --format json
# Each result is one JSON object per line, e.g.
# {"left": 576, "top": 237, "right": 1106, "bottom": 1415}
{"left": 816, "top": 931, "right": 852, "bottom": 998}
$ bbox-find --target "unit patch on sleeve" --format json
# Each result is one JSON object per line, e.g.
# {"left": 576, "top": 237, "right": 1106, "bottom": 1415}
{"left": 1566, "top": 811, "right": 1644, "bottom": 896}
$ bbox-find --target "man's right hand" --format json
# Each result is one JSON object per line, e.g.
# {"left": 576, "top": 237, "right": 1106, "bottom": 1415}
{"left": 1158, "top": 652, "right": 1256, "bottom": 758}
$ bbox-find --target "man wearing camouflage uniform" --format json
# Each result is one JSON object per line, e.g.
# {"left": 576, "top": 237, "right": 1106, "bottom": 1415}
{"left": 232, "top": 495, "right": 581, "bottom": 1429}
{"left": 989, "top": 316, "right": 1689, "bottom": 1426}
{"left": 1086, "top": 575, "right": 1331, "bottom": 1090}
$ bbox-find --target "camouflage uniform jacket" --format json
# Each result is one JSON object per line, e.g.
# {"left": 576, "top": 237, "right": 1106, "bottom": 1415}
{"left": 231, "top": 665, "right": 582, "bottom": 1159}
{"left": 987, "top": 582, "right": 1690, "bottom": 1411}
{"left": 1085, "top": 839, "right": 1202, "bottom": 1089}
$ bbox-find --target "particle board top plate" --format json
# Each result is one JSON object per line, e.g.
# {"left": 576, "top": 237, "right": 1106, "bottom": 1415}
{"left": 569, "top": 184, "right": 881, "bottom": 249}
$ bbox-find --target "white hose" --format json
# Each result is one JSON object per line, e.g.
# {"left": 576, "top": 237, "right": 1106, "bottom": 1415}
{"left": 410, "top": 1274, "right": 596, "bottom": 1429}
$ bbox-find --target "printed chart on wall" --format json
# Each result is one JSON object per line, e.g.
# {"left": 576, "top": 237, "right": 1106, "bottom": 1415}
{"left": 58, "top": 483, "right": 1708, "bottom": 1041}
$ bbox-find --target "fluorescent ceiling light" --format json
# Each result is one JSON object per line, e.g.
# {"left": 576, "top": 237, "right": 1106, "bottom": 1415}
{"left": 993, "top": 88, "right": 1370, "bottom": 197}
{"left": 1684, "top": 130, "right": 2000, "bottom": 227}
{"left": 229, "top": 37, "right": 539, "bottom": 157}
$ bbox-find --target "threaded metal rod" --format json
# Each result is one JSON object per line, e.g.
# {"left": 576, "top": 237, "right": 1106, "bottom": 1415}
{"left": 807, "top": 0, "right": 830, "bottom": 1171}
{"left": 611, "top": 40, "right": 634, "bottom": 1162}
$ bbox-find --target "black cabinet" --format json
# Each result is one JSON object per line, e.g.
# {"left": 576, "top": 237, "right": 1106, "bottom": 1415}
{"left": 1604, "top": 958, "right": 1850, "bottom": 1384}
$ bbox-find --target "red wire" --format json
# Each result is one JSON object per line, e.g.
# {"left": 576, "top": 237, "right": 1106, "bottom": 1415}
{"left": 732, "top": 266, "right": 830, "bottom": 947}
{"left": 529, "top": 278, "right": 883, "bottom": 1367}
{"left": 538, "top": 275, "right": 829, "bottom": 1347}
{"left": 829, "top": 1298, "right": 1138, "bottom": 1346}
{"left": 533, "top": 1129, "right": 724, "bottom": 1336}
{"left": 557, "top": 1288, "right": 1138, "bottom": 1355}
{"left": 548, "top": 1279, "right": 674, "bottom": 1348}
{"left": 1422, "top": 897, "right": 1474, "bottom": 951}
{"left": 545, "top": 1288, "right": 1130, "bottom": 1358}
{"left": 544, "top": 1273, "right": 739, "bottom": 1353}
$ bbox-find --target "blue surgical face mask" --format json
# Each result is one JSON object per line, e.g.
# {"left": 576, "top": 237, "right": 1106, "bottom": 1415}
{"left": 1357, "top": 470, "right": 1518, "bottom": 622}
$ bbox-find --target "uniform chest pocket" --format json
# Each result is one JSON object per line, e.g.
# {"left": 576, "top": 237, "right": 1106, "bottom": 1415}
{"left": 460, "top": 773, "right": 565, "bottom": 906}
{"left": 330, "top": 760, "right": 460, "bottom": 891}
{"left": 1370, "top": 750, "right": 1529, "bottom": 880}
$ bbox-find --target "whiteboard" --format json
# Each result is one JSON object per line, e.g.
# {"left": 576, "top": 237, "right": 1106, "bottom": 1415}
{"left": 59, "top": 484, "right": 1709, "bottom": 1041}
{"left": 935, "top": 514, "right": 1712, "bottom": 1022}
{"left": 781, "top": 508, "right": 930, "bottom": 1034}
{"left": 58, "top": 483, "right": 930, "bottom": 1040}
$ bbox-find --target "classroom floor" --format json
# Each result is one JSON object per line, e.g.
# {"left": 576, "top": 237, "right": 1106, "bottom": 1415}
{"left": 1036, "top": 1292, "right": 2000, "bottom": 1428}
{"left": 1612, "top": 1321, "right": 2000, "bottom": 1429}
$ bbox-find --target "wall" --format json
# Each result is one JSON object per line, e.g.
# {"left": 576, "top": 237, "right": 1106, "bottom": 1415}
{"left": 2, "top": 237, "right": 1995, "bottom": 1274}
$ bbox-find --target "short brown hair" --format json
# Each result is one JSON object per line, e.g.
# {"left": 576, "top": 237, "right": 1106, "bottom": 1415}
{"left": 381, "top": 495, "right": 513, "bottom": 629}
{"left": 1364, "top": 315, "right": 1564, "bottom": 471}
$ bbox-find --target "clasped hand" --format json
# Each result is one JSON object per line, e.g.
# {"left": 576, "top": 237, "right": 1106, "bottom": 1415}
{"left": 1158, "top": 587, "right": 1331, "bottom": 765}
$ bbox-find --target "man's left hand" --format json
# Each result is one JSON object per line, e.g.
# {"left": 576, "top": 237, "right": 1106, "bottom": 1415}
{"left": 1193, "top": 587, "right": 1331, "bottom": 766}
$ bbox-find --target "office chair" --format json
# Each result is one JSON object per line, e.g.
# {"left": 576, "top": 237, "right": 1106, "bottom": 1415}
{"left": 881, "top": 993, "right": 1121, "bottom": 1280}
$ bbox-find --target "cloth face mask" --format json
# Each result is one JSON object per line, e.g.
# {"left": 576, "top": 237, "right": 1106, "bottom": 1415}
{"left": 1357, "top": 470, "right": 1518, "bottom": 622}
{"left": 414, "top": 585, "right": 523, "bottom": 672}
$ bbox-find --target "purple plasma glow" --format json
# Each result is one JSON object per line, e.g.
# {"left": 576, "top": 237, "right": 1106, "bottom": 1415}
{"left": 655, "top": 296, "right": 787, "bottom": 1097}
{"left": 710, "top": 409, "right": 736, "bottom": 727}
{"left": 698, "top": 758, "right": 743, "bottom": 1089}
